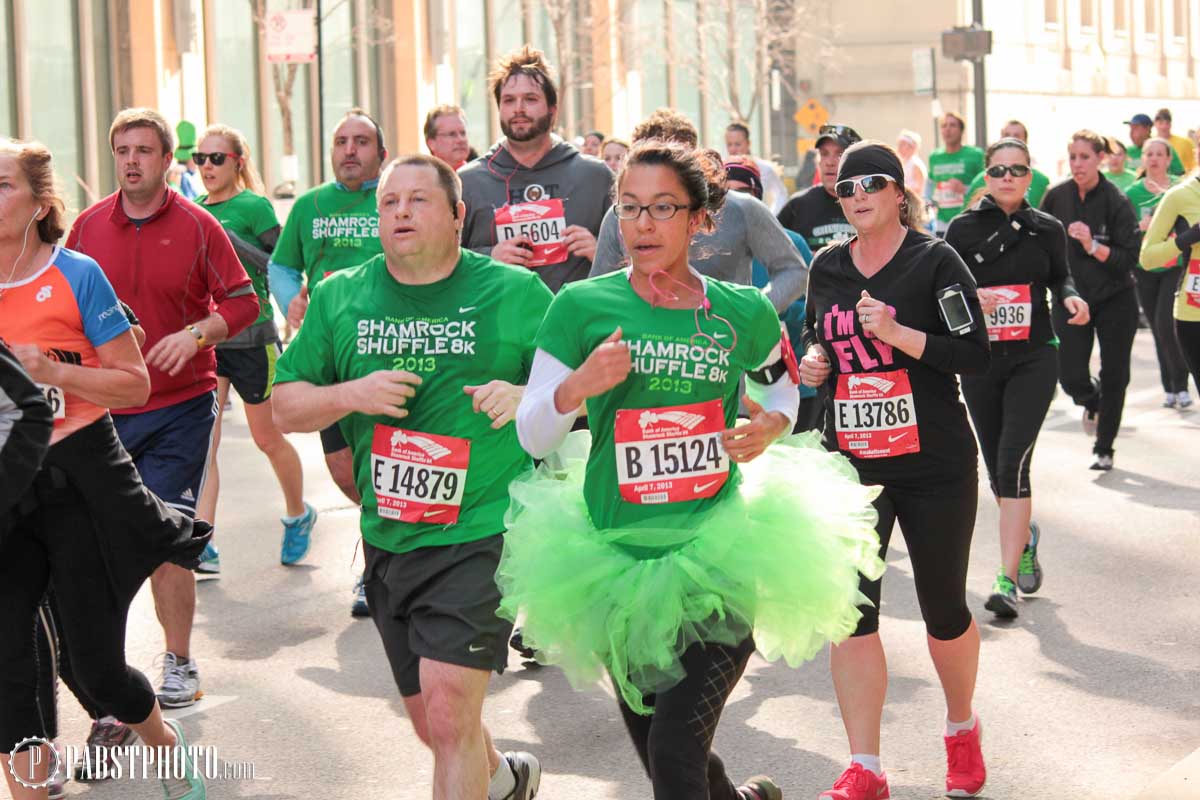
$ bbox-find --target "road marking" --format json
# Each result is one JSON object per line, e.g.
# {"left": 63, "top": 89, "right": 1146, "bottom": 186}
{"left": 163, "top": 695, "right": 238, "bottom": 720}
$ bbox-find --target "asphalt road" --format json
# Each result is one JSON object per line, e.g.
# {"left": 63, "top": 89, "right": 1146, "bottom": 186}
{"left": 49, "top": 331, "right": 1199, "bottom": 799}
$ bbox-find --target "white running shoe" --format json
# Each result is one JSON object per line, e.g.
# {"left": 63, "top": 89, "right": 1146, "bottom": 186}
{"left": 156, "top": 652, "right": 202, "bottom": 708}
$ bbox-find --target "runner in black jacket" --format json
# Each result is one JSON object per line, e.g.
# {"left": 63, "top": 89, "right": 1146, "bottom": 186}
{"left": 946, "top": 138, "right": 1090, "bottom": 619}
{"left": 802, "top": 142, "right": 991, "bottom": 800}
{"left": 1039, "top": 130, "right": 1141, "bottom": 470}
{"left": 0, "top": 341, "right": 52, "bottom": 523}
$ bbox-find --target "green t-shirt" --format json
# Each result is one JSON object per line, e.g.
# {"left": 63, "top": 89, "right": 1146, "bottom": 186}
{"left": 274, "top": 249, "right": 553, "bottom": 554}
{"left": 272, "top": 182, "right": 383, "bottom": 291}
{"left": 961, "top": 166, "right": 1051, "bottom": 214}
{"left": 1126, "top": 144, "right": 1185, "bottom": 176}
{"left": 929, "top": 146, "right": 985, "bottom": 223}
{"left": 198, "top": 189, "right": 278, "bottom": 325}
{"left": 1126, "top": 176, "right": 1182, "bottom": 268}
{"left": 1105, "top": 169, "right": 1139, "bottom": 193}
{"left": 536, "top": 270, "right": 781, "bottom": 532}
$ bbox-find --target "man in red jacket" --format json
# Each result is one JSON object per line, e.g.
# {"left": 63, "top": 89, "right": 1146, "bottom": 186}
{"left": 67, "top": 108, "right": 257, "bottom": 717}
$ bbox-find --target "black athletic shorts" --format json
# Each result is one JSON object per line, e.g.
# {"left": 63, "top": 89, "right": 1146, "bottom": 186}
{"left": 363, "top": 534, "right": 511, "bottom": 697}
{"left": 216, "top": 344, "right": 279, "bottom": 405}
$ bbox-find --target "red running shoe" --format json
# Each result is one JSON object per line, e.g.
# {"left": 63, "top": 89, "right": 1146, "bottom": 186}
{"left": 944, "top": 719, "right": 987, "bottom": 797}
{"left": 819, "top": 763, "right": 890, "bottom": 799}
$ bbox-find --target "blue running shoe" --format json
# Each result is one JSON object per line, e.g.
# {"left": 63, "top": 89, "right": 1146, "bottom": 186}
{"left": 280, "top": 503, "right": 317, "bottom": 565}
{"left": 194, "top": 543, "right": 220, "bottom": 575}
{"left": 1017, "top": 521, "right": 1043, "bottom": 594}
{"left": 351, "top": 574, "right": 369, "bottom": 618}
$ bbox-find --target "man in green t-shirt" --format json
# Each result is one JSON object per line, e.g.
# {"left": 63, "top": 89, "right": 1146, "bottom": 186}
{"left": 268, "top": 107, "right": 389, "bottom": 613}
{"left": 928, "top": 111, "right": 985, "bottom": 234}
{"left": 273, "top": 154, "right": 550, "bottom": 800}
{"left": 960, "top": 119, "right": 1051, "bottom": 212}
{"left": 1125, "top": 112, "right": 1185, "bottom": 175}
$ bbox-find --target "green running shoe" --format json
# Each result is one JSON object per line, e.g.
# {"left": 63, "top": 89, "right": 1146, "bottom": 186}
{"left": 985, "top": 572, "right": 1018, "bottom": 619}
{"left": 1017, "top": 522, "right": 1043, "bottom": 594}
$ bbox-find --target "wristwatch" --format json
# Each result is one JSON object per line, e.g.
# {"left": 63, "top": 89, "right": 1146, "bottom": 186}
{"left": 186, "top": 324, "right": 207, "bottom": 347}
{"left": 1088, "top": 239, "right": 1099, "bottom": 255}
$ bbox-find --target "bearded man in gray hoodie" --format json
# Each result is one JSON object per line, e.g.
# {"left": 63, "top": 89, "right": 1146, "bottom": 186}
{"left": 459, "top": 46, "right": 614, "bottom": 294}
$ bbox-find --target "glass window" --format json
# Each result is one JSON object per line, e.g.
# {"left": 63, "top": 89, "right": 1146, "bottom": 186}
{"left": 457, "top": 0, "right": 491, "bottom": 147}
{"left": 1081, "top": 0, "right": 1095, "bottom": 26}
{"left": 637, "top": 0, "right": 668, "bottom": 120}
{"left": 1115, "top": 0, "right": 1128, "bottom": 30}
{"left": 0, "top": 2, "right": 14, "bottom": 135}
{"left": 24, "top": 0, "right": 84, "bottom": 210}
{"left": 321, "top": 0, "right": 356, "bottom": 144}
{"left": 671, "top": 0, "right": 703, "bottom": 144}
{"left": 90, "top": 0, "right": 115, "bottom": 197}
{"left": 1146, "top": 0, "right": 1159, "bottom": 34}
{"left": 212, "top": 0, "right": 261, "bottom": 170}
{"left": 1174, "top": 0, "right": 1186, "bottom": 36}
{"left": 1045, "top": 0, "right": 1059, "bottom": 24}
{"left": 270, "top": 63, "right": 313, "bottom": 191}
{"left": 493, "top": 0, "right": 524, "bottom": 59}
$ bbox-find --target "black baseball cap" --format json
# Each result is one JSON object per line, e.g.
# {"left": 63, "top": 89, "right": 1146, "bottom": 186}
{"left": 1124, "top": 113, "right": 1153, "bottom": 127}
{"left": 816, "top": 124, "right": 862, "bottom": 150}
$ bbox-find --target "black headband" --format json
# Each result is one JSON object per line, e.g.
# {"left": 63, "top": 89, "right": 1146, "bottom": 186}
{"left": 837, "top": 142, "right": 905, "bottom": 190}
{"left": 724, "top": 163, "right": 763, "bottom": 200}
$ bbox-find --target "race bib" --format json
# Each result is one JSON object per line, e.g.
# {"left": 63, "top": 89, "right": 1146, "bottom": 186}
{"left": 1186, "top": 259, "right": 1200, "bottom": 309}
{"left": 834, "top": 370, "right": 920, "bottom": 459}
{"left": 370, "top": 425, "right": 470, "bottom": 524}
{"left": 933, "top": 181, "right": 964, "bottom": 208}
{"left": 614, "top": 399, "right": 729, "bottom": 505}
{"left": 494, "top": 199, "right": 568, "bottom": 268}
{"left": 37, "top": 384, "right": 66, "bottom": 421}
{"left": 984, "top": 283, "right": 1032, "bottom": 342}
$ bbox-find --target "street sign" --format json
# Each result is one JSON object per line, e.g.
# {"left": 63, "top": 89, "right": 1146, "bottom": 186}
{"left": 912, "top": 48, "right": 935, "bottom": 95}
{"left": 942, "top": 26, "right": 992, "bottom": 61}
{"left": 794, "top": 99, "right": 830, "bottom": 135}
{"left": 265, "top": 9, "right": 317, "bottom": 64}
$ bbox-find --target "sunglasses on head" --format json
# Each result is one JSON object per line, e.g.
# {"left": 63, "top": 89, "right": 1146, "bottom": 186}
{"left": 193, "top": 151, "right": 237, "bottom": 167}
{"left": 834, "top": 174, "right": 896, "bottom": 198}
{"left": 985, "top": 164, "right": 1031, "bottom": 178}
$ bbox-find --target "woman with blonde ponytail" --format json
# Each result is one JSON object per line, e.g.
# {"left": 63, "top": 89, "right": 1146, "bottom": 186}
{"left": 194, "top": 124, "right": 316, "bottom": 573}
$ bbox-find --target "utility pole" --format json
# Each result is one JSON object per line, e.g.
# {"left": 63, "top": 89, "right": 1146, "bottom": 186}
{"left": 972, "top": 0, "right": 986, "bottom": 149}
{"left": 941, "top": 7, "right": 991, "bottom": 148}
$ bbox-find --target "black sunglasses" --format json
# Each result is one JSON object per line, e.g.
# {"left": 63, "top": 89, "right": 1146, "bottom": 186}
{"left": 834, "top": 174, "right": 896, "bottom": 198}
{"left": 193, "top": 151, "right": 237, "bottom": 166}
{"left": 985, "top": 164, "right": 1031, "bottom": 178}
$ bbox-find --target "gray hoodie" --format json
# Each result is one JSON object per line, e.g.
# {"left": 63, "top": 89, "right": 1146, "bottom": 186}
{"left": 459, "top": 137, "right": 615, "bottom": 294}
{"left": 587, "top": 190, "right": 808, "bottom": 312}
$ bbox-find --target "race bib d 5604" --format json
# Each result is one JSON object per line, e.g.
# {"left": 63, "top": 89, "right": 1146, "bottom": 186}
{"left": 834, "top": 370, "right": 920, "bottom": 459}
{"left": 1186, "top": 259, "right": 1200, "bottom": 309}
{"left": 984, "top": 283, "right": 1032, "bottom": 342}
{"left": 614, "top": 399, "right": 729, "bottom": 504}
{"left": 371, "top": 425, "right": 470, "bottom": 524}
{"left": 494, "top": 199, "right": 568, "bottom": 268}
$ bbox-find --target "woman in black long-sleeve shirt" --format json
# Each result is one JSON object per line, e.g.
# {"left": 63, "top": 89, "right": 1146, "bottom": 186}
{"left": 946, "top": 138, "right": 1091, "bottom": 620}
{"left": 801, "top": 142, "right": 991, "bottom": 800}
{"left": 0, "top": 341, "right": 52, "bottom": 524}
{"left": 1039, "top": 130, "right": 1141, "bottom": 470}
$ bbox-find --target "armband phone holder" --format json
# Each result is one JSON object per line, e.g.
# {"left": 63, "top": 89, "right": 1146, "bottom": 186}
{"left": 936, "top": 283, "right": 976, "bottom": 336}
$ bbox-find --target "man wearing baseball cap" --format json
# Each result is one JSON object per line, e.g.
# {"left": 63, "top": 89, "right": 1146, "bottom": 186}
{"left": 777, "top": 124, "right": 862, "bottom": 253}
{"left": 1125, "top": 113, "right": 1185, "bottom": 175}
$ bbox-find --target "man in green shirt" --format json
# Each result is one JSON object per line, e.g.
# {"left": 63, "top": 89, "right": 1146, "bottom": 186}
{"left": 268, "top": 107, "right": 388, "bottom": 613}
{"left": 960, "top": 120, "right": 1051, "bottom": 211}
{"left": 928, "top": 111, "right": 985, "bottom": 234}
{"left": 1125, "top": 113, "right": 1185, "bottom": 175}
{"left": 272, "top": 154, "right": 550, "bottom": 800}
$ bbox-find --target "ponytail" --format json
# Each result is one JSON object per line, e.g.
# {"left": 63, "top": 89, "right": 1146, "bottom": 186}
{"left": 200, "top": 124, "right": 266, "bottom": 196}
{"left": 900, "top": 187, "right": 926, "bottom": 228}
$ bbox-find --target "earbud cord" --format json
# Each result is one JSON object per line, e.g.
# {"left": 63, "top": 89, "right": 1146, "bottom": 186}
{"left": 0, "top": 211, "right": 39, "bottom": 303}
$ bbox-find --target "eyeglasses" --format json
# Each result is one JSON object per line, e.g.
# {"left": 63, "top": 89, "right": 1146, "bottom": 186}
{"left": 985, "top": 164, "right": 1031, "bottom": 178}
{"left": 193, "top": 151, "right": 238, "bottom": 166}
{"left": 833, "top": 174, "right": 896, "bottom": 198}
{"left": 818, "top": 124, "right": 863, "bottom": 145}
{"left": 614, "top": 202, "right": 691, "bottom": 221}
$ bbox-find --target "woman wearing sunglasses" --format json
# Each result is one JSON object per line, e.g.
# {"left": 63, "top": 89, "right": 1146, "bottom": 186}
{"left": 1126, "top": 138, "right": 1193, "bottom": 408}
{"left": 194, "top": 125, "right": 316, "bottom": 570}
{"left": 1040, "top": 131, "right": 1141, "bottom": 471}
{"left": 945, "top": 138, "right": 1089, "bottom": 620}
{"left": 801, "top": 141, "right": 991, "bottom": 800}
{"left": 503, "top": 141, "right": 882, "bottom": 800}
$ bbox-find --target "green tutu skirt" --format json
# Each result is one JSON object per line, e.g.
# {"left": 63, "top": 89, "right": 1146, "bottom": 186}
{"left": 497, "top": 431, "right": 885, "bottom": 714}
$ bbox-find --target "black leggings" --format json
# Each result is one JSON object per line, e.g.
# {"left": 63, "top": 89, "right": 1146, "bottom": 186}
{"left": 1135, "top": 267, "right": 1191, "bottom": 393}
{"left": 1177, "top": 319, "right": 1200, "bottom": 388}
{"left": 616, "top": 637, "right": 756, "bottom": 800}
{"left": 961, "top": 345, "right": 1058, "bottom": 498}
{"left": 0, "top": 476, "right": 155, "bottom": 753}
{"left": 853, "top": 477, "right": 978, "bottom": 640}
{"left": 1053, "top": 288, "right": 1139, "bottom": 456}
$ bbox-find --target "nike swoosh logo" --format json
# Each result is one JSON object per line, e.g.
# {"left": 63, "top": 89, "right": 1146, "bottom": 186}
{"left": 468, "top": 644, "right": 488, "bottom": 653}
{"left": 888, "top": 432, "right": 908, "bottom": 443}
{"left": 423, "top": 509, "right": 445, "bottom": 518}
{"left": 459, "top": 306, "right": 477, "bottom": 313}
{"left": 713, "top": 333, "right": 729, "bottom": 340}
{"left": 693, "top": 479, "right": 720, "bottom": 493}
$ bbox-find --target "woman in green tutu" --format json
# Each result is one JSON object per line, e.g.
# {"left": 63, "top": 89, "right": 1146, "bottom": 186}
{"left": 500, "top": 140, "right": 884, "bottom": 800}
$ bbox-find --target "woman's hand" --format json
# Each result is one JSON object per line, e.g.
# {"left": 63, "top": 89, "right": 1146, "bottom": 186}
{"left": 800, "top": 345, "right": 832, "bottom": 387}
{"left": 554, "top": 327, "right": 631, "bottom": 412}
{"left": 976, "top": 288, "right": 999, "bottom": 315}
{"left": 1064, "top": 296, "right": 1090, "bottom": 326}
{"left": 1067, "top": 221, "right": 1094, "bottom": 252}
{"left": 722, "top": 395, "right": 789, "bottom": 463}
{"left": 856, "top": 290, "right": 899, "bottom": 342}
